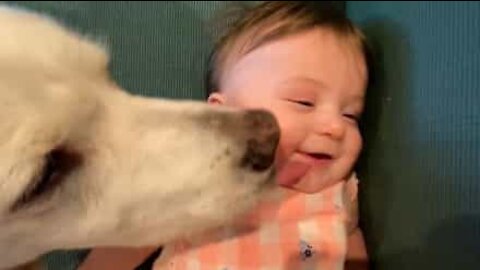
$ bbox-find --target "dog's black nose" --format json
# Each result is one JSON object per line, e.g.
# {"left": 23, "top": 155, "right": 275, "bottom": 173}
{"left": 241, "top": 109, "right": 280, "bottom": 172}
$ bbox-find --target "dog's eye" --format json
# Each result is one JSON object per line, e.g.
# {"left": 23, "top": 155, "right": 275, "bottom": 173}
{"left": 11, "top": 147, "right": 82, "bottom": 211}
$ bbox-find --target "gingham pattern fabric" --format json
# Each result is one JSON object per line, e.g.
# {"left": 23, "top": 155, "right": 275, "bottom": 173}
{"left": 154, "top": 175, "right": 359, "bottom": 270}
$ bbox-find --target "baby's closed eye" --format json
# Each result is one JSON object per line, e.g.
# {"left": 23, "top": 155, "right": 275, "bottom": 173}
{"left": 285, "top": 98, "right": 315, "bottom": 107}
{"left": 343, "top": 113, "right": 360, "bottom": 122}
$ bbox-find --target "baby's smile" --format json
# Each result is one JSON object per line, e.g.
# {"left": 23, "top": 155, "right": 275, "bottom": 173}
{"left": 296, "top": 151, "right": 335, "bottom": 166}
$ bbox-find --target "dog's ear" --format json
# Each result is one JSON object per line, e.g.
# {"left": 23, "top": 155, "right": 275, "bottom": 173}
{"left": 207, "top": 92, "right": 226, "bottom": 105}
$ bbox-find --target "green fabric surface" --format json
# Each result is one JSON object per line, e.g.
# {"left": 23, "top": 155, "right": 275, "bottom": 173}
{"left": 348, "top": 2, "right": 480, "bottom": 270}
{"left": 3, "top": 1, "right": 234, "bottom": 100}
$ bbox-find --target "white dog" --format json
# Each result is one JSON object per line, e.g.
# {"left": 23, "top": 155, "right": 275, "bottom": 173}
{"left": 0, "top": 6, "right": 280, "bottom": 269}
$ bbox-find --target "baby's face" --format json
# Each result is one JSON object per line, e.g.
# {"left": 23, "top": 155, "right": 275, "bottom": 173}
{"left": 209, "top": 28, "right": 367, "bottom": 193}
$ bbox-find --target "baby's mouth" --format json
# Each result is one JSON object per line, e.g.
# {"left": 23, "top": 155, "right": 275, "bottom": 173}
{"left": 275, "top": 161, "right": 310, "bottom": 188}
{"left": 306, "top": 153, "right": 333, "bottom": 160}
{"left": 298, "top": 151, "right": 334, "bottom": 164}
{"left": 275, "top": 152, "right": 334, "bottom": 188}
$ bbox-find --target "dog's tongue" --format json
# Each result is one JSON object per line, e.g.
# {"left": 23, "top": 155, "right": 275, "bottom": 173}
{"left": 275, "top": 161, "right": 311, "bottom": 188}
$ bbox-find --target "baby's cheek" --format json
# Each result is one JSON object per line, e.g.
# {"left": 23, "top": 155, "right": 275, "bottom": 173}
{"left": 347, "top": 128, "right": 363, "bottom": 160}
{"left": 274, "top": 130, "right": 304, "bottom": 172}
{"left": 274, "top": 136, "right": 290, "bottom": 169}
{"left": 272, "top": 109, "right": 305, "bottom": 165}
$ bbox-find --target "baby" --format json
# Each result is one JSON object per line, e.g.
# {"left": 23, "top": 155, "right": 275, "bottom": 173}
{"left": 154, "top": 1, "right": 369, "bottom": 269}
{"left": 80, "top": 2, "right": 369, "bottom": 269}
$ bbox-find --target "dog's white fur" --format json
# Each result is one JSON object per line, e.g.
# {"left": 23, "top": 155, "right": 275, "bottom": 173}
{"left": 0, "top": 6, "right": 278, "bottom": 269}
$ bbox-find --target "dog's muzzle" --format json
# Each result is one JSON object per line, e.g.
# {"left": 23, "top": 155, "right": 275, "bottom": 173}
{"left": 240, "top": 110, "right": 280, "bottom": 172}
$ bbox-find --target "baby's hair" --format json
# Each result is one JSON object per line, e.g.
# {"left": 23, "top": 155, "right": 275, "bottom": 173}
{"left": 205, "top": 1, "right": 370, "bottom": 98}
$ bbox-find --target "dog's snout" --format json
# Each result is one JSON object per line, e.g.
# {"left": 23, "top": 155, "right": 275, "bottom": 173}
{"left": 241, "top": 110, "right": 280, "bottom": 172}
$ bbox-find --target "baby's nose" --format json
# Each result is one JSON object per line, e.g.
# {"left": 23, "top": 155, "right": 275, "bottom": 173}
{"left": 315, "top": 115, "right": 346, "bottom": 140}
{"left": 240, "top": 110, "right": 280, "bottom": 172}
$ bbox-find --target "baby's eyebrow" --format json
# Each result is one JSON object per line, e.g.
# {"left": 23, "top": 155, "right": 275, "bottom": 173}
{"left": 281, "top": 76, "right": 327, "bottom": 89}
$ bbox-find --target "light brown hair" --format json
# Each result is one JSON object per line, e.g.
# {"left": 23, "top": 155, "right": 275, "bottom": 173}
{"left": 205, "top": 1, "right": 370, "bottom": 97}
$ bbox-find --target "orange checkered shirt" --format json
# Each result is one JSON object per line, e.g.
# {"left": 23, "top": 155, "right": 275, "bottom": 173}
{"left": 154, "top": 174, "right": 359, "bottom": 270}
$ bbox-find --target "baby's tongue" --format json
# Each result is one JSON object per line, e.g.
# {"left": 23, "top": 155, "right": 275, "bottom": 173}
{"left": 275, "top": 161, "right": 311, "bottom": 188}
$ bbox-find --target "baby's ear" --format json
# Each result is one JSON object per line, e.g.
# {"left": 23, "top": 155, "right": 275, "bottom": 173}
{"left": 207, "top": 92, "right": 226, "bottom": 105}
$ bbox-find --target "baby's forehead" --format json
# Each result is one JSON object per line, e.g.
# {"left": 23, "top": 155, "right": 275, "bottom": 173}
{"left": 224, "top": 27, "right": 365, "bottom": 69}
{"left": 219, "top": 28, "right": 368, "bottom": 103}
{"left": 219, "top": 27, "right": 367, "bottom": 83}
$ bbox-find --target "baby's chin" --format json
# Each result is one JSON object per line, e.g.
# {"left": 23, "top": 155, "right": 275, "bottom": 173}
{"left": 280, "top": 167, "right": 343, "bottom": 194}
